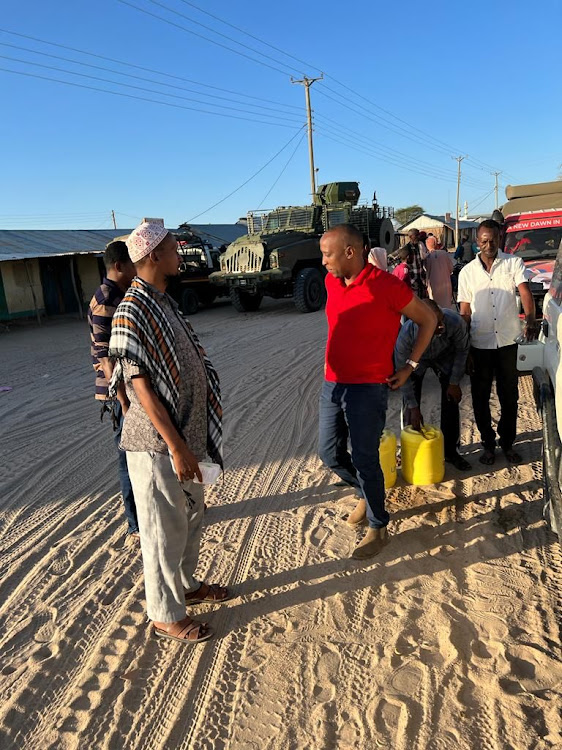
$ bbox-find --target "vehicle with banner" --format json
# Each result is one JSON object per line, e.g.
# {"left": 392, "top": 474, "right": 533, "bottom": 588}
{"left": 209, "top": 182, "right": 394, "bottom": 313}
{"left": 500, "top": 181, "right": 562, "bottom": 317}
{"left": 516, "top": 237, "right": 562, "bottom": 541}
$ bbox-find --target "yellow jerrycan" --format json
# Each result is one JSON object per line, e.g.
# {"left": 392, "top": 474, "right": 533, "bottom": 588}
{"left": 401, "top": 425, "right": 445, "bottom": 485}
{"left": 379, "top": 429, "right": 397, "bottom": 489}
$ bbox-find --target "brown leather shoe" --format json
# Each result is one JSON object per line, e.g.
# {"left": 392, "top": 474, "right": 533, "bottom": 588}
{"left": 346, "top": 498, "right": 367, "bottom": 527}
{"left": 352, "top": 526, "right": 390, "bottom": 559}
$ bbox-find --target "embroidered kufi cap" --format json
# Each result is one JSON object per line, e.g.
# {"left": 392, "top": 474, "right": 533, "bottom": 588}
{"left": 126, "top": 221, "right": 169, "bottom": 263}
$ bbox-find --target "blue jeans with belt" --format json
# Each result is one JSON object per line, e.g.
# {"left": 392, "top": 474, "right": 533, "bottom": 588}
{"left": 318, "top": 380, "right": 389, "bottom": 529}
{"left": 113, "top": 401, "right": 139, "bottom": 534}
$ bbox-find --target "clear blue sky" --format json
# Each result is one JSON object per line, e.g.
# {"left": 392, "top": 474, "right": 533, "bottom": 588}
{"left": 0, "top": 0, "right": 560, "bottom": 229}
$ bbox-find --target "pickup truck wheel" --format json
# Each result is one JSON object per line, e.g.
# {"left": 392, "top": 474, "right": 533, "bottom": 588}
{"left": 181, "top": 288, "right": 199, "bottom": 316}
{"left": 294, "top": 268, "right": 326, "bottom": 313}
{"left": 230, "top": 288, "right": 263, "bottom": 312}
{"left": 198, "top": 288, "right": 217, "bottom": 307}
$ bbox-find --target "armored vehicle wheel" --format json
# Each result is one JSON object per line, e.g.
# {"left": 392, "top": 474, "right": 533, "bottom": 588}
{"left": 294, "top": 268, "right": 326, "bottom": 313}
{"left": 230, "top": 288, "right": 263, "bottom": 312}
{"left": 181, "top": 288, "right": 199, "bottom": 316}
{"left": 198, "top": 288, "right": 217, "bottom": 307}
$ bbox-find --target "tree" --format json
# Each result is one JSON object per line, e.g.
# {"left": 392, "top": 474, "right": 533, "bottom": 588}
{"left": 395, "top": 205, "right": 424, "bottom": 226}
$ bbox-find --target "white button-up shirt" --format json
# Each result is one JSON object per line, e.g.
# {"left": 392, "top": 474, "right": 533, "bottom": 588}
{"left": 457, "top": 252, "right": 527, "bottom": 349}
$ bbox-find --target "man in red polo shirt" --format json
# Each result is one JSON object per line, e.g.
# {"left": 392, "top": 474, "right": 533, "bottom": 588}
{"left": 319, "top": 224, "right": 436, "bottom": 559}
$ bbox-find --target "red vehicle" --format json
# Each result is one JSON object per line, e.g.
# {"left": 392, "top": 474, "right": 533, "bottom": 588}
{"left": 501, "top": 181, "right": 562, "bottom": 317}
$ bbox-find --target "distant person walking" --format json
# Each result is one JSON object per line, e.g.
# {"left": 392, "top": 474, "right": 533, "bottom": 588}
{"left": 404, "top": 229, "right": 428, "bottom": 298}
{"left": 425, "top": 236, "right": 454, "bottom": 309}
{"left": 454, "top": 234, "right": 476, "bottom": 265}
{"left": 457, "top": 219, "right": 538, "bottom": 465}
{"left": 109, "top": 221, "right": 229, "bottom": 643}
{"left": 395, "top": 300, "right": 471, "bottom": 470}
{"left": 88, "top": 241, "right": 139, "bottom": 542}
{"left": 392, "top": 246, "right": 412, "bottom": 287}
{"left": 318, "top": 224, "right": 436, "bottom": 559}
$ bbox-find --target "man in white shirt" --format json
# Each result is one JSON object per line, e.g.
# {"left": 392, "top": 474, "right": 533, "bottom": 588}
{"left": 457, "top": 220, "right": 538, "bottom": 465}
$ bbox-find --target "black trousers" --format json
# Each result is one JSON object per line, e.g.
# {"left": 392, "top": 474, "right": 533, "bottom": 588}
{"left": 469, "top": 344, "right": 518, "bottom": 451}
{"left": 406, "top": 370, "right": 460, "bottom": 457}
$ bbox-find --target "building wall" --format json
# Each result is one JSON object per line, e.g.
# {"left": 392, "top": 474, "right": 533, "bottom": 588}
{"left": 0, "top": 259, "right": 45, "bottom": 318}
{"left": 77, "top": 255, "right": 102, "bottom": 305}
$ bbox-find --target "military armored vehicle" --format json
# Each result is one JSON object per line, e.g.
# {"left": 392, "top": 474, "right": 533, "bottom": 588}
{"left": 209, "top": 182, "right": 394, "bottom": 313}
{"left": 167, "top": 224, "right": 226, "bottom": 315}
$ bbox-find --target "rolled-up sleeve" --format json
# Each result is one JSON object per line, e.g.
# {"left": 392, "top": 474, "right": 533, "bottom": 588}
{"left": 513, "top": 256, "right": 528, "bottom": 286}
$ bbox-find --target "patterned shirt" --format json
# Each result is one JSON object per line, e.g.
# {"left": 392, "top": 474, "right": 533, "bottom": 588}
{"left": 88, "top": 277, "right": 125, "bottom": 400}
{"left": 394, "top": 309, "right": 470, "bottom": 408}
{"left": 406, "top": 241, "right": 428, "bottom": 299}
{"left": 119, "top": 286, "right": 208, "bottom": 460}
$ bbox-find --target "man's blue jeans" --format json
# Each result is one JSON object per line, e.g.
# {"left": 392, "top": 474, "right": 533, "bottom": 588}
{"left": 113, "top": 401, "right": 139, "bottom": 534}
{"left": 318, "top": 380, "right": 389, "bottom": 529}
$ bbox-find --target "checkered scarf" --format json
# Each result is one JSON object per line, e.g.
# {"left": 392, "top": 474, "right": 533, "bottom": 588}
{"left": 108, "top": 277, "right": 223, "bottom": 467}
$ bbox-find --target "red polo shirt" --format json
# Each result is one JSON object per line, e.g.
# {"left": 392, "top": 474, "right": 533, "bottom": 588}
{"left": 325, "top": 263, "right": 413, "bottom": 383}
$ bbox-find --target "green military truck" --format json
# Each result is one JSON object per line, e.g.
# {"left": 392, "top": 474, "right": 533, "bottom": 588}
{"left": 209, "top": 182, "right": 394, "bottom": 313}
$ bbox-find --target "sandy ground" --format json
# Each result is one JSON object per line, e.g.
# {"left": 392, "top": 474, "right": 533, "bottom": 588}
{"left": 1, "top": 298, "right": 561, "bottom": 750}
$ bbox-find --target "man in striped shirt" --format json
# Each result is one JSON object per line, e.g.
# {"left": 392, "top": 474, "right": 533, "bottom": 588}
{"left": 88, "top": 240, "right": 139, "bottom": 540}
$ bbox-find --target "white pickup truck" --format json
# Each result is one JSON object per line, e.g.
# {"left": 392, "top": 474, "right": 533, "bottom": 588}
{"left": 517, "top": 239, "right": 562, "bottom": 539}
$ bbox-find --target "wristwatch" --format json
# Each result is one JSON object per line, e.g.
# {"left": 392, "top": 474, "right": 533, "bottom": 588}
{"left": 406, "top": 359, "right": 419, "bottom": 371}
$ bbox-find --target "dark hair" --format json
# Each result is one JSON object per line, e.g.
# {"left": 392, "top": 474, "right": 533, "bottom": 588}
{"left": 478, "top": 219, "right": 501, "bottom": 236}
{"left": 104, "top": 240, "right": 131, "bottom": 267}
{"left": 398, "top": 246, "right": 412, "bottom": 260}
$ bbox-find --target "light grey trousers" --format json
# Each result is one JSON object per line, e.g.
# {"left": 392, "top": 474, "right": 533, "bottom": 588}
{"left": 126, "top": 451, "right": 204, "bottom": 623}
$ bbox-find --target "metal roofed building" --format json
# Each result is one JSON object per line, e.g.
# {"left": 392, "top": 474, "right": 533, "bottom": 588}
{"left": 398, "top": 213, "right": 479, "bottom": 248}
{"left": 0, "top": 224, "right": 247, "bottom": 322}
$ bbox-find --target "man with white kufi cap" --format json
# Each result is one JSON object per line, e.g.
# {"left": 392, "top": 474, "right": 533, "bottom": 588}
{"left": 109, "top": 220, "right": 229, "bottom": 644}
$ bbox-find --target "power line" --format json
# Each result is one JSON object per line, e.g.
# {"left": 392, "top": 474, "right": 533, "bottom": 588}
{"left": 314, "top": 117, "right": 489, "bottom": 188}
{"left": 131, "top": 2, "right": 505, "bottom": 173}
{"left": 117, "top": 0, "right": 296, "bottom": 77}
{"left": 186, "top": 125, "right": 306, "bottom": 222}
{"left": 144, "top": 0, "right": 303, "bottom": 76}
{"left": 0, "top": 66, "right": 299, "bottom": 128}
{"left": 0, "top": 53, "right": 304, "bottom": 124}
{"left": 176, "top": 0, "right": 321, "bottom": 75}
{"left": 0, "top": 27, "right": 302, "bottom": 111}
{"left": 257, "top": 131, "right": 306, "bottom": 208}
{"left": 315, "top": 127, "right": 488, "bottom": 189}
{"left": 0, "top": 40, "right": 302, "bottom": 116}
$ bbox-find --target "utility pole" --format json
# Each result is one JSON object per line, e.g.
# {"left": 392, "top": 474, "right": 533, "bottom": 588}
{"left": 453, "top": 155, "right": 466, "bottom": 248}
{"left": 111, "top": 210, "right": 117, "bottom": 229}
{"left": 492, "top": 172, "right": 502, "bottom": 209}
{"left": 291, "top": 74, "right": 323, "bottom": 199}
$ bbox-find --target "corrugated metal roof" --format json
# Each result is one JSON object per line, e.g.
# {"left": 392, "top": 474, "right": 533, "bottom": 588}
{"left": 0, "top": 224, "right": 248, "bottom": 261}
{"left": 399, "top": 214, "right": 479, "bottom": 231}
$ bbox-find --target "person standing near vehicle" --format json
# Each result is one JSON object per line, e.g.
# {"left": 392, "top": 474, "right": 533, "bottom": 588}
{"left": 457, "top": 219, "right": 538, "bottom": 465}
{"left": 395, "top": 300, "right": 471, "bottom": 470}
{"left": 318, "top": 224, "right": 436, "bottom": 559}
{"left": 88, "top": 240, "right": 139, "bottom": 542}
{"left": 404, "top": 229, "right": 428, "bottom": 298}
{"left": 109, "top": 221, "right": 229, "bottom": 644}
{"left": 426, "top": 236, "right": 454, "bottom": 309}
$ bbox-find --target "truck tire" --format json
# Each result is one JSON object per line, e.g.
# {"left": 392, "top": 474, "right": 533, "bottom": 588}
{"left": 181, "top": 288, "right": 199, "bottom": 316}
{"left": 198, "top": 288, "right": 217, "bottom": 307}
{"left": 230, "top": 288, "right": 263, "bottom": 312}
{"left": 294, "top": 268, "right": 326, "bottom": 313}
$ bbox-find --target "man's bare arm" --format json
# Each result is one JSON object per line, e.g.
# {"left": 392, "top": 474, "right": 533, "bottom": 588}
{"left": 99, "top": 356, "right": 129, "bottom": 412}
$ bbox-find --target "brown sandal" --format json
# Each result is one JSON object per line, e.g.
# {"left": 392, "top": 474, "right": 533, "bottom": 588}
{"left": 154, "top": 616, "right": 213, "bottom": 644}
{"left": 185, "top": 582, "right": 231, "bottom": 605}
